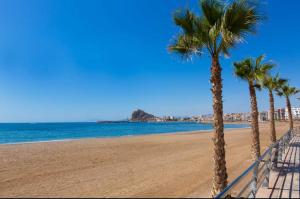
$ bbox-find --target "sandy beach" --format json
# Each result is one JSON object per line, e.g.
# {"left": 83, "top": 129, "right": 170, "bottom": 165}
{"left": 0, "top": 122, "right": 297, "bottom": 198}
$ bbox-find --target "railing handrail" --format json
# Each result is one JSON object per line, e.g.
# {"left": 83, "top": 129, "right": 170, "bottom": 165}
{"left": 215, "top": 130, "right": 292, "bottom": 198}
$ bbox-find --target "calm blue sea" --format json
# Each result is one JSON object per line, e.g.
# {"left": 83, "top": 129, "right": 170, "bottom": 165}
{"left": 0, "top": 122, "right": 249, "bottom": 144}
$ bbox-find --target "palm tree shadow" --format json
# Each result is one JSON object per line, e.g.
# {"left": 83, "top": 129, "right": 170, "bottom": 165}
{"left": 269, "top": 141, "right": 300, "bottom": 198}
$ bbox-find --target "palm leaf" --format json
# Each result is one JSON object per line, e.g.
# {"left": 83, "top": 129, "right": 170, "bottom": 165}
{"left": 173, "top": 10, "right": 197, "bottom": 35}
{"left": 234, "top": 55, "right": 273, "bottom": 84}
{"left": 169, "top": 34, "right": 203, "bottom": 58}
{"left": 200, "top": 0, "right": 224, "bottom": 26}
{"left": 169, "top": 0, "right": 262, "bottom": 60}
{"left": 276, "top": 82, "right": 299, "bottom": 97}
{"left": 221, "top": 0, "right": 262, "bottom": 45}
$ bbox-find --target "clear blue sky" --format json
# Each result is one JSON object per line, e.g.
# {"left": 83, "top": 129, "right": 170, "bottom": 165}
{"left": 0, "top": 0, "right": 299, "bottom": 122}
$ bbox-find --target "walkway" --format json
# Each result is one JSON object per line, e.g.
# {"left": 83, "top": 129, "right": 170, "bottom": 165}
{"left": 256, "top": 134, "right": 300, "bottom": 198}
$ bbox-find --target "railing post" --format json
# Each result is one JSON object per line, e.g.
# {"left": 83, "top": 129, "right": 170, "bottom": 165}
{"left": 214, "top": 130, "right": 293, "bottom": 199}
{"left": 278, "top": 139, "right": 282, "bottom": 162}
{"left": 249, "top": 162, "right": 259, "bottom": 198}
{"left": 283, "top": 135, "right": 287, "bottom": 153}
{"left": 286, "top": 131, "right": 291, "bottom": 150}
{"left": 273, "top": 142, "right": 279, "bottom": 168}
{"left": 262, "top": 148, "right": 272, "bottom": 188}
{"left": 290, "top": 130, "right": 293, "bottom": 140}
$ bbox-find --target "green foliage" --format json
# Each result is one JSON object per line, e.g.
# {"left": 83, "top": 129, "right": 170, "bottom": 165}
{"left": 169, "top": 0, "right": 262, "bottom": 59}
{"left": 233, "top": 55, "right": 274, "bottom": 85}
{"left": 259, "top": 73, "right": 287, "bottom": 92}
{"left": 276, "top": 83, "right": 300, "bottom": 98}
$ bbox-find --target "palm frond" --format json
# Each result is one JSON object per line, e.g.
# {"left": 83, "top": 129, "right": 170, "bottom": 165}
{"left": 233, "top": 55, "right": 273, "bottom": 85}
{"left": 173, "top": 10, "right": 197, "bottom": 35}
{"left": 276, "top": 91, "right": 284, "bottom": 97}
{"left": 169, "top": 34, "right": 203, "bottom": 59}
{"left": 276, "top": 82, "right": 300, "bottom": 97}
{"left": 221, "top": 0, "right": 262, "bottom": 45}
{"left": 254, "top": 83, "right": 262, "bottom": 91}
{"left": 255, "top": 54, "right": 265, "bottom": 67}
{"left": 291, "top": 87, "right": 300, "bottom": 95}
{"left": 260, "top": 63, "right": 275, "bottom": 74}
{"left": 200, "top": 0, "right": 224, "bottom": 26}
{"left": 273, "top": 74, "right": 287, "bottom": 90}
{"left": 169, "top": 0, "right": 263, "bottom": 59}
{"left": 259, "top": 74, "right": 272, "bottom": 90}
{"left": 233, "top": 58, "right": 252, "bottom": 81}
{"left": 209, "top": 21, "right": 221, "bottom": 42}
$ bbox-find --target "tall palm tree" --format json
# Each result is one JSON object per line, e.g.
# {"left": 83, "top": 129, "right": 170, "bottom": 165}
{"left": 233, "top": 55, "right": 273, "bottom": 160}
{"left": 276, "top": 84, "right": 300, "bottom": 130}
{"left": 260, "top": 74, "right": 287, "bottom": 143}
{"left": 168, "top": 0, "right": 262, "bottom": 195}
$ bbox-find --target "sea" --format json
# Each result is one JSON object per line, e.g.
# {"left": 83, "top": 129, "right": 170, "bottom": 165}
{"left": 0, "top": 122, "right": 249, "bottom": 144}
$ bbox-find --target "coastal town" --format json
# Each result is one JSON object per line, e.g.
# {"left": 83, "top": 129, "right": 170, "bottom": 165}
{"left": 1, "top": 0, "right": 300, "bottom": 198}
{"left": 130, "top": 107, "right": 300, "bottom": 123}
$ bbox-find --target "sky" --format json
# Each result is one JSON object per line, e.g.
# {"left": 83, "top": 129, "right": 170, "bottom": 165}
{"left": 0, "top": 0, "right": 299, "bottom": 122}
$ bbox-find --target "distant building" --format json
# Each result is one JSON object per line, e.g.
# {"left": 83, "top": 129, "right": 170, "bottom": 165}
{"left": 276, "top": 108, "right": 286, "bottom": 121}
{"left": 285, "top": 107, "right": 300, "bottom": 120}
{"left": 191, "top": 116, "right": 200, "bottom": 122}
{"left": 240, "top": 112, "right": 251, "bottom": 121}
{"left": 292, "top": 107, "right": 300, "bottom": 119}
{"left": 267, "top": 108, "right": 286, "bottom": 121}
{"left": 200, "top": 112, "right": 252, "bottom": 122}
{"left": 154, "top": 117, "right": 163, "bottom": 122}
{"left": 259, "top": 111, "right": 269, "bottom": 122}
{"left": 161, "top": 116, "right": 178, "bottom": 122}
{"left": 200, "top": 114, "right": 214, "bottom": 122}
{"left": 223, "top": 113, "right": 241, "bottom": 122}
{"left": 224, "top": 113, "right": 235, "bottom": 122}
{"left": 223, "top": 112, "right": 251, "bottom": 122}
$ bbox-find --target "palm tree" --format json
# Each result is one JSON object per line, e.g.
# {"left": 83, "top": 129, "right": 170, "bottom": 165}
{"left": 276, "top": 84, "right": 300, "bottom": 130}
{"left": 168, "top": 0, "right": 262, "bottom": 196}
{"left": 260, "top": 74, "right": 287, "bottom": 143}
{"left": 233, "top": 55, "right": 273, "bottom": 160}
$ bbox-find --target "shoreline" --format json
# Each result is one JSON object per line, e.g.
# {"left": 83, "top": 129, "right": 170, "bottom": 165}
{"left": 0, "top": 126, "right": 251, "bottom": 146}
{"left": 1, "top": 122, "right": 295, "bottom": 198}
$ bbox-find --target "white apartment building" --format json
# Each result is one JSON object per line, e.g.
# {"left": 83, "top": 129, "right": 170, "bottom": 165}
{"left": 273, "top": 108, "right": 286, "bottom": 121}
{"left": 259, "top": 111, "right": 269, "bottom": 122}
{"left": 285, "top": 107, "right": 300, "bottom": 120}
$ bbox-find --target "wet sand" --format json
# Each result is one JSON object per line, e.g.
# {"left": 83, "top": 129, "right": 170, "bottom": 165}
{"left": 0, "top": 122, "right": 296, "bottom": 197}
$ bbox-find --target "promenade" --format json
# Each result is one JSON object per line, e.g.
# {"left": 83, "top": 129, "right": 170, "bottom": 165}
{"left": 257, "top": 131, "right": 300, "bottom": 198}
{"left": 216, "top": 127, "right": 300, "bottom": 198}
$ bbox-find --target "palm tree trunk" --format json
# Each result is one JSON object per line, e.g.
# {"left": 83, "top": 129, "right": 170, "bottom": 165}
{"left": 269, "top": 90, "right": 278, "bottom": 165}
{"left": 269, "top": 90, "right": 276, "bottom": 143}
{"left": 210, "top": 55, "right": 228, "bottom": 197}
{"left": 249, "top": 82, "right": 261, "bottom": 160}
{"left": 286, "top": 96, "right": 293, "bottom": 130}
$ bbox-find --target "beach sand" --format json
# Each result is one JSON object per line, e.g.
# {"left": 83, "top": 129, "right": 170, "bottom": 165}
{"left": 0, "top": 122, "right": 297, "bottom": 198}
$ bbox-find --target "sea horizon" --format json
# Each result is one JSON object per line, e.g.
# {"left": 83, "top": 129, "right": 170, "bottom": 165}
{"left": 1, "top": 0, "right": 300, "bottom": 197}
{"left": 0, "top": 122, "right": 249, "bottom": 145}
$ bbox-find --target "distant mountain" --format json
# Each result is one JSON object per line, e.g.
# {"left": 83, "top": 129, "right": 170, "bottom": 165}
{"left": 131, "top": 109, "right": 157, "bottom": 121}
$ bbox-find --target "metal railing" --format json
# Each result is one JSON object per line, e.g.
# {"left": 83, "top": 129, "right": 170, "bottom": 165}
{"left": 215, "top": 129, "right": 294, "bottom": 198}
